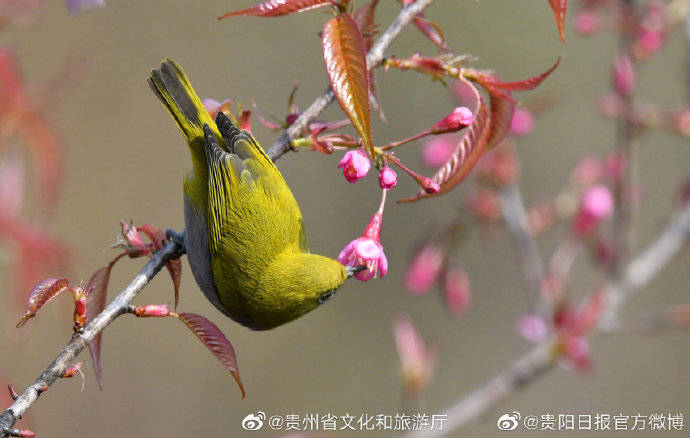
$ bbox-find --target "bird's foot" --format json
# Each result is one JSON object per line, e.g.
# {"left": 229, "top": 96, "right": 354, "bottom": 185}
{"left": 166, "top": 228, "right": 187, "bottom": 254}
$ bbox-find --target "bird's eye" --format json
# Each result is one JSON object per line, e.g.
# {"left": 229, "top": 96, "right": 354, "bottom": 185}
{"left": 318, "top": 291, "right": 335, "bottom": 304}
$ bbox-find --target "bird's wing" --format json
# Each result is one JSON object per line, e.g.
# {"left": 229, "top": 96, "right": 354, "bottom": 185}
{"left": 202, "top": 123, "right": 308, "bottom": 264}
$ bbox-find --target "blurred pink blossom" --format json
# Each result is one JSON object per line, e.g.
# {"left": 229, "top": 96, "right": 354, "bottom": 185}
{"left": 443, "top": 268, "right": 471, "bottom": 317}
{"left": 421, "top": 136, "right": 455, "bottom": 168}
{"left": 517, "top": 314, "right": 549, "bottom": 343}
{"left": 0, "top": 155, "right": 24, "bottom": 218}
{"left": 509, "top": 107, "right": 534, "bottom": 136}
{"left": 573, "top": 11, "right": 600, "bottom": 36}
{"left": 393, "top": 315, "right": 436, "bottom": 394}
{"left": 573, "top": 185, "right": 614, "bottom": 236}
{"left": 404, "top": 244, "right": 444, "bottom": 295}
{"left": 612, "top": 54, "right": 635, "bottom": 96}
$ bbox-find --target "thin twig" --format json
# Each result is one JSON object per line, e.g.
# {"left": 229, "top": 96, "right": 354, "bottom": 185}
{"left": 0, "top": 240, "right": 185, "bottom": 437}
{"left": 611, "top": 0, "right": 639, "bottom": 277}
{"left": 601, "top": 201, "right": 690, "bottom": 328}
{"left": 499, "top": 185, "right": 547, "bottom": 313}
{"left": 266, "top": 0, "right": 438, "bottom": 161}
{"left": 404, "top": 202, "right": 690, "bottom": 438}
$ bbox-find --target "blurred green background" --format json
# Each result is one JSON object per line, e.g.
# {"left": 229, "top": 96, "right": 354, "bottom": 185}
{"left": 0, "top": 1, "right": 688, "bottom": 437}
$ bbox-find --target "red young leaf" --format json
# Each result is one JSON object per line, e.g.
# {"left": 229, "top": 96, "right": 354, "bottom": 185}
{"left": 412, "top": 14, "right": 450, "bottom": 52}
{"left": 548, "top": 0, "right": 568, "bottom": 43}
{"left": 177, "top": 312, "right": 245, "bottom": 398}
{"left": 218, "top": 0, "right": 333, "bottom": 20}
{"left": 468, "top": 57, "right": 561, "bottom": 92}
{"left": 0, "top": 49, "right": 65, "bottom": 217}
{"left": 323, "top": 13, "right": 373, "bottom": 157}
{"left": 399, "top": 81, "right": 492, "bottom": 202}
{"left": 485, "top": 89, "right": 516, "bottom": 150}
{"left": 353, "top": 0, "right": 380, "bottom": 52}
{"left": 16, "top": 278, "right": 70, "bottom": 327}
{"left": 85, "top": 259, "right": 119, "bottom": 389}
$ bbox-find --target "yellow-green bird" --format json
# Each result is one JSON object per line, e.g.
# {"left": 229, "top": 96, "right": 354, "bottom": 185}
{"left": 149, "top": 59, "right": 358, "bottom": 330}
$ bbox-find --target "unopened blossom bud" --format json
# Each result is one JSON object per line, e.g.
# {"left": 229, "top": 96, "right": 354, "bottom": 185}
{"left": 130, "top": 304, "right": 171, "bottom": 317}
{"left": 573, "top": 11, "right": 600, "bottom": 36}
{"left": 404, "top": 244, "right": 445, "bottom": 295}
{"left": 420, "top": 177, "right": 440, "bottom": 194}
{"left": 338, "top": 149, "right": 371, "bottom": 183}
{"left": 421, "top": 136, "right": 455, "bottom": 168}
{"left": 431, "top": 107, "right": 473, "bottom": 134}
{"left": 393, "top": 315, "right": 436, "bottom": 394}
{"left": 443, "top": 268, "right": 471, "bottom": 317}
{"left": 573, "top": 185, "right": 614, "bottom": 236}
{"left": 509, "top": 107, "right": 534, "bottom": 136}
{"left": 378, "top": 166, "right": 398, "bottom": 189}
{"left": 470, "top": 189, "right": 501, "bottom": 223}
{"left": 612, "top": 54, "right": 635, "bottom": 96}
{"left": 571, "top": 156, "right": 603, "bottom": 186}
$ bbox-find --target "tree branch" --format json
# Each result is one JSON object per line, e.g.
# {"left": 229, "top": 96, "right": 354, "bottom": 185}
{"left": 266, "top": 0, "right": 438, "bottom": 161}
{"left": 499, "top": 184, "right": 546, "bottom": 311}
{"left": 0, "top": 240, "right": 185, "bottom": 437}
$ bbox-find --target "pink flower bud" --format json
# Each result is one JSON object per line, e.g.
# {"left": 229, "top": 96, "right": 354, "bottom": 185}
{"left": 130, "top": 304, "right": 171, "bottom": 317}
{"left": 420, "top": 177, "right": 440, "bottom": 194}
{"left": 517, "top": 314, "right": 549, "bottom": 343}
{"left": 573, "top": 185, "right": 613, "bottom": 236}
{"left": 582, "top": 185, "right": 614, "bottom": 220}
{"left": 571, "top": 156, "right": 603, "bottom": 186}
{"left": 470, "top": 189, "right": 501, "bottom": 223}
{"left": 378, "top": 166, "right": 398, "bottom": 189}
{"left": 393, "top": 315, "right": 436, "bottom": 394}
{"left": 431, "top": 107, "right": 473, "bottom": 134}
{"left": 443, "top": 268, "right": 471, "bottom": 317}
{"left": 61, "top": 362, "right": 83, "bottom": 378}
{"left": 573, "top": 11, "right": 600, "bottom": 36}
{"left": 338, "top": 149, "right": 371, "bottom": 183}
{"left": 404, "top": 244, "right": 444, "bottom": 295}
{"left": 510, "top": 107, "right": 534, "bottom": 136}
{"left": 612, "top": 54, "right": 635, "bottom": 96}
{"left": 421, "top": 136, "right": 455, "bottom": 168}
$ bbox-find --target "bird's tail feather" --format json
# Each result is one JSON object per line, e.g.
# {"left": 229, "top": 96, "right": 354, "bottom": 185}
{"left": 148, "top": 58, "right": 215, "bottom": 147}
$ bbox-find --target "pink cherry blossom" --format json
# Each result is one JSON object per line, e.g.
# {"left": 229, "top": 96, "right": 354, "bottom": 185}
{"left": 338, "top": 149, "right": 371, "bottom": 183}
{"left": 443, "top": 268, "right": 471, "bottom": 317}
{"left": 338, "top": 190, "right": 388, "bottom": 281}
{"left": 421, "top": 136, "right": 455, "bottom": 168}
{"left": 404, "top": 244, "right": 444, "bottom": 295}
{"left": 510, "top": 107, "right": 534, "bottom": 136}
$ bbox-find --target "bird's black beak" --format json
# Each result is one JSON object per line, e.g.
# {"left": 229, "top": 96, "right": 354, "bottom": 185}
{"left": 346, "top": 265, "right": 366, "bottom": 279}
